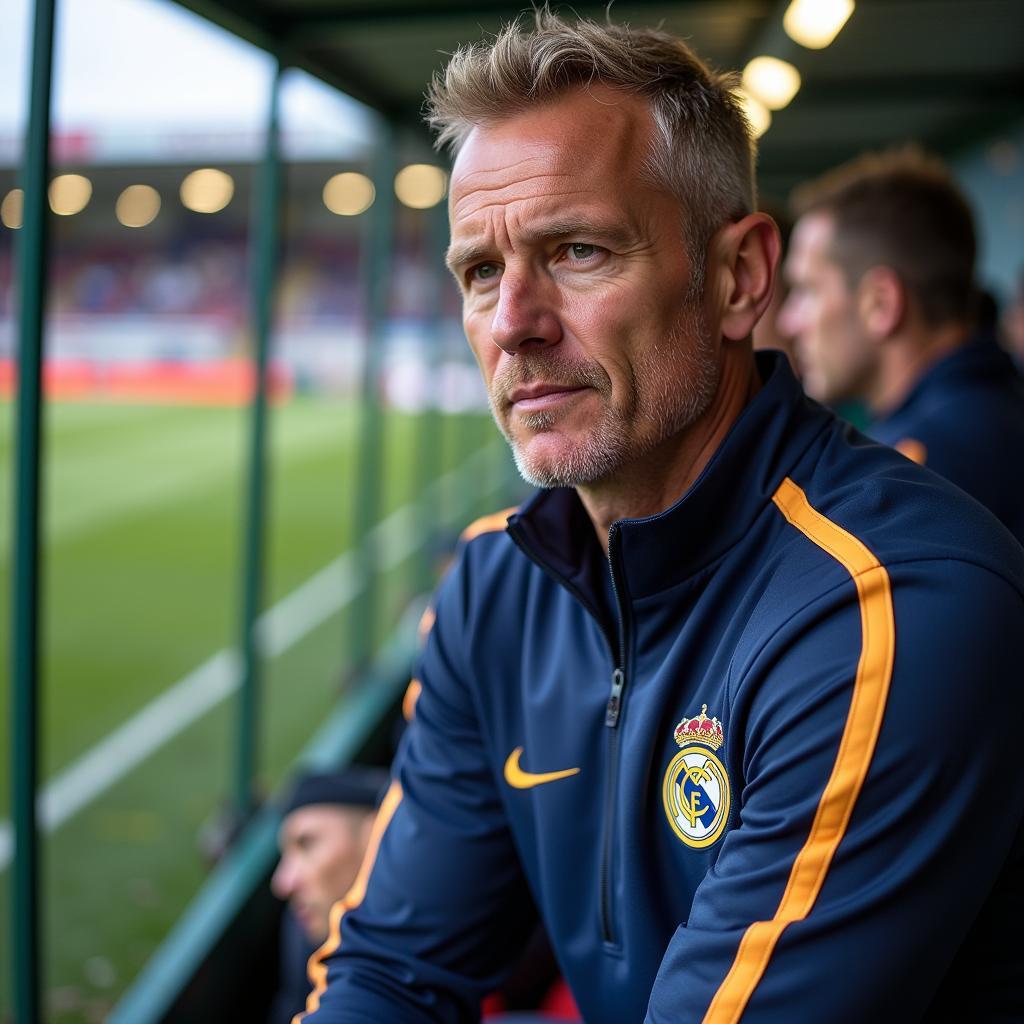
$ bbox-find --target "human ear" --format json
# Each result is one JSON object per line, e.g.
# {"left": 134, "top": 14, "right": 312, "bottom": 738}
{"left": 712, "top": 213, "right": 781, "bottom": 342}
{"left": 856, "top": 266, "right": 904, "bottom": 340}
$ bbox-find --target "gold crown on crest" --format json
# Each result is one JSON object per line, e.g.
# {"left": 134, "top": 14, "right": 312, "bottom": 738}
{"left": 674, "top": 704, "right": 724, "bottom": 751}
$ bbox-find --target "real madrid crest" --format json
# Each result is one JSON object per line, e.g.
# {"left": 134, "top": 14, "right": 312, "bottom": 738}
{"left": 662, "top": 704, "right": 731, "bottom": 849}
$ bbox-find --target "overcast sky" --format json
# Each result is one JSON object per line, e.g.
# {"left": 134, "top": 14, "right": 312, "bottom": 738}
{"left": 0, "top": 0, "right": 374, "bottom": 151}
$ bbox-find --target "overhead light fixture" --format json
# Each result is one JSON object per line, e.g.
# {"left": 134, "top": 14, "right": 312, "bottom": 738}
{"left": 733, "top": 88, "right": 772, "bottom": 139}
{"left": 116, "top": 184, "right": 161, "bottom": 228}
{"left": 180, "top": 168, "right": 234, "bottom": 214}
{"left": 784, "top": 0, "right": 855, "bottom": 49}
{"left": 323, "top": 172, "right": 375, "bottom": 216}
{"left": 49, "top": 173, "right": 92, "bottom": 216}
{"left": 742, "top": 56, "right": 801, "bottom": 111}
{"left": 394, "top": 164, "right": 447, "bottom": 209}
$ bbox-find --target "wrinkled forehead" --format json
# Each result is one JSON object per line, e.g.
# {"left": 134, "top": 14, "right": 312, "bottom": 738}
{"left": 449, "top": 86, "right": 659, "bottom": 224}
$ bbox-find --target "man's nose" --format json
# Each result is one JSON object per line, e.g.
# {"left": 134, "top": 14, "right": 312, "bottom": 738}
{"left": 490, "top": 271, "right": 562, "bottom": 354}
{"left": 776, "top": 290, "right": 801, "bottom": 338}
{"left": 271, "top": 857, "right": 298, "bottom": 899}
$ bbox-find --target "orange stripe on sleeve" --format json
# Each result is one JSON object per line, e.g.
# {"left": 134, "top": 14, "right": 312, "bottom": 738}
{"left": 703, "top": 477, "right": 896, "bottom": 1023}
{"left": 402, "top": 678, "right": 422, "bottom": 721}
{"left": 417, "top": 605, "right": 437, "bottom": 643}
{"left": 294, "top": 780, "right": 404, "bottom": 1022}
{"left": 459, "top": 506, "right": 517, "bottom": 543}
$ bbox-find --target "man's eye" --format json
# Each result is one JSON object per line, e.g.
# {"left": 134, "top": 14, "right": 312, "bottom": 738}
{"left": 471, "top": 262, "right": 500, "bottom": 282}
{"left": 568, "top": 243, "right": 598, "bottom": 260}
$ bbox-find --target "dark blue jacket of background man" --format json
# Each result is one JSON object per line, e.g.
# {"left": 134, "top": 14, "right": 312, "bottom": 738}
{"left": 298, "top": 353, "right": 1024, "bottom": 1024}
{"left": 869, "top": 335, "right": 1024, "bottom": 543}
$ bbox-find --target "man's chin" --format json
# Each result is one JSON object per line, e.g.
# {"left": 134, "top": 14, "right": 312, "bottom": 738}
{"left": 800, "top": 371, "right": 830, "bottom": 405}
{"left": 295, "top": 908, "right": 329, "bottom": 945}
{"left": 510, "top": 431, "right": 624, "bottom": 489}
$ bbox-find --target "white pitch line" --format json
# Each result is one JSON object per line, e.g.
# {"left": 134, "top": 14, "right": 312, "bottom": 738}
{"left": 0, "top": 440, "right": 510, "bottom": 872}
{"left": 256, "top": 552, "right": 363, "bottom": 659}
{"left": 0, "top": 651, "right": 238, "bottom": 873}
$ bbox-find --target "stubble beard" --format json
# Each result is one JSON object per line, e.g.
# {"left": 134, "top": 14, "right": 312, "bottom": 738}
{"left": 490, "top": 301, "right": 720, "bottom": 489}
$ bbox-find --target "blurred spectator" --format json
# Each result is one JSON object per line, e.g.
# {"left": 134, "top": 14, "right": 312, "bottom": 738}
{"left": 751, "top": 203, "right": 798, "bottom": 374}
{"left": 267, "top": 762, "right": 580, "bottom": 1024}
{"left": 268, "top": 766, "right": 389, "bottom": 1024}
{"left": 780, "top": 146, "right": 1024, "bottom": 540}
{"left": 0, "top": 236, "right": 366, "bottom": 323}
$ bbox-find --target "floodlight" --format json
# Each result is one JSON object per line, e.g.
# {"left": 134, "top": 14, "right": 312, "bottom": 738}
{"left": 49, "top": 174, "right": 92, "bottom": 216}
{"left": 784, "top": 0, "right": 855, "bottom": 49}
{"left": 323, "top": 172, "right": 375, "bottom": 216}
{"left": 180, "top": 168, "right": 234, "bottom": 214}
{"left": 394, "top": 164, "right": 447, "bottom": 209}
{"left": 742, "top": 56, "right": 801, "bottom": 111}
{"left": 116, "top": 184, "right": 161, "bottom": 228}
{"left": 1, "top": 189, "right": 23, "bottom": 229}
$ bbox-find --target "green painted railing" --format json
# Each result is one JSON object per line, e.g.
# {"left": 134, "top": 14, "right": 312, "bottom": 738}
{"left": 235, "top": 58, "right": 285, "bottom": 821}
{"left": 9, "top": 2, "right": 56, "bottom": 1021}
{"left": 347, "top": 121, "right": 399, "bottom": 674}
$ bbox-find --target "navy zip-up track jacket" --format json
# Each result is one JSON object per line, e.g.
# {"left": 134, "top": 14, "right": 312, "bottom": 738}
{"left": 299, "top": 354, "right": 1024, "bottom": 1023}
{"left": 868, "top": 336, "right": 1024, "bottom": 543}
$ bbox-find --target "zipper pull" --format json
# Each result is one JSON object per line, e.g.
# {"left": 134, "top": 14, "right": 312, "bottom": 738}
{"left": 605, "top": 668, "right": 625, "bottom": 727}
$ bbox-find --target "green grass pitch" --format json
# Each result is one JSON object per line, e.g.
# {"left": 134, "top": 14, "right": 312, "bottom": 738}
{"left": 0, "top": 395, "right": 510, "bottom": 1022}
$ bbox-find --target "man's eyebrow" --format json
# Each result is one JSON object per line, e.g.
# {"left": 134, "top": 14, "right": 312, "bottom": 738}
{"left": 445, "top": 219, "right": 634, "bottom": 273}
{"left": 445, "top": 241, "right": 494, "bottom": 274}
{"left": 527, "top": 218, "right": 631, "bottom": 243}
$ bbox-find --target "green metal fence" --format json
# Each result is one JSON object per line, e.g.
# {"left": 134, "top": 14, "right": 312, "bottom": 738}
{"left": 10, "top": 2, "right": 56, "bottom": 1020}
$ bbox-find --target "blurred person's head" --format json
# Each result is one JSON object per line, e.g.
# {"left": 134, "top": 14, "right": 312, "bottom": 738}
{"left": 752, "top": 204, "right": 798, "bottom": 372}
{"left": 779, "top": 147, "right": 976, "bottom": 411}
{"left": 427, "top": 11, "right": 780, "bottom": 500}
{"left": 271, "top": 767, "right": 388, "bottom": 944}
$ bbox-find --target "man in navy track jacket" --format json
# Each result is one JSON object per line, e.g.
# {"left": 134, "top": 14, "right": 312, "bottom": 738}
{"left": 296, "top": 12, "right": 1024, "bottom": 1023}
{"left": 780, "top": 147, "right": 1024, "bottom": 542}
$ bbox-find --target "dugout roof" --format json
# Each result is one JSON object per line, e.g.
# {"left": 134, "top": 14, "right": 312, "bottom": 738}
{"left": 170, "top": 0, "right": 1023, "bottom": 198}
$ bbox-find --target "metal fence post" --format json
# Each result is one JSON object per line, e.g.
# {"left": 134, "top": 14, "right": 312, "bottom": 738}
{"left": 412, "top": 198, "right": 449, "bottom": 595}
{"left": 9, "top": 1, "right": 57, "bottom": 1020}
{"left": 235, "top": 57, "right": 283, "bottom": 818}
{"left": 347, "top": 121, "right": 396, "bottom": 672}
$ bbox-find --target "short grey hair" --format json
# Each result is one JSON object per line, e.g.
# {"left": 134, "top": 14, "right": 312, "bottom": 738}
{"left": 425, "top": 8, "right": 757, "bottom": 271}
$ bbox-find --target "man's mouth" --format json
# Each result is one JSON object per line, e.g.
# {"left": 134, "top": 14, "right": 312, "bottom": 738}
{"left": 507, "top": 383, "right": 589, "bottom": 411}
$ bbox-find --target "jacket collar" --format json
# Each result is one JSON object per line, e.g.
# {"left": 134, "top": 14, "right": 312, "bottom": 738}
{"left": 507, "top": 352, "right": 832, "bottom": 601}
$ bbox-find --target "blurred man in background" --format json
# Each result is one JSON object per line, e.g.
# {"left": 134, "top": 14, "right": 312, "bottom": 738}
{"left": 751, "top": 204, "right": 799, "bottom": 374}
{"left": 270, "top": 762, "right": 579, "bottom": 1023}
{"left": 269, "top": 766, "right": 388, "bottom": 1024}
{"left": 780, "top": 147, "right": 1024, "bottom": 540}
